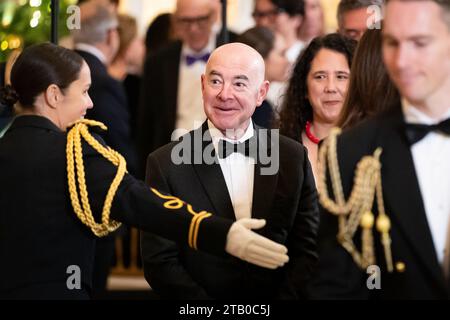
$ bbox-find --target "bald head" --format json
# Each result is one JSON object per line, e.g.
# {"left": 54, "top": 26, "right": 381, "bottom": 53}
{"left": 207, "top": 43, "right": 267, "bottom": 84}
{"left": 201, "top": 43, "right": 270, "bottom": 135}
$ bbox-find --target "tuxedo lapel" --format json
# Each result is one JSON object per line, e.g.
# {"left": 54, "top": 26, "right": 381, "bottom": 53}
{"left": 191, "top": 123, "right": 235, "bottom": 220}
{"left": 251, "top": 127, "right": 278, "bottom": 220}
{"left": 377, "top": 108, "right": 446, "bottom": 290}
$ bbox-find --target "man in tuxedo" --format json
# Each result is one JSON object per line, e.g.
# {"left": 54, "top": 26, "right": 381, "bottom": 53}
{"left": 137, "top": 0, "right": 238, "bottom": 175}
{"left": 310, "top": 0, "right": 450, "bottom": 299}
{"left": 141, "top": 43, "right": 319, "bottom": 299}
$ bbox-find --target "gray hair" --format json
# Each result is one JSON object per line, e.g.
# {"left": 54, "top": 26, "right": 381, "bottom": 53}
{"left": 337, "top": 0, "right": 384, "bottom": 26}
{"left": 72, "top": 4, "right": 118, "bottom": 45}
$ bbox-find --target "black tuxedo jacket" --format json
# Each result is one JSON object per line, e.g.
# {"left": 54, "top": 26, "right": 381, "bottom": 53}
{"left": 76, "top": 50, "right": 137, "bottom": 175}
{"left": 141, "top": 122, "right": 319, "bottom": 299}
{"left": 309, "top": 105, "right": 450, "bottom": 299}
{"left": 0, "top": 116, "right": 232, "bottom": 299}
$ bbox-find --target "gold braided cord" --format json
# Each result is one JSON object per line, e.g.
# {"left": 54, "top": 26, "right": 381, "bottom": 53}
{"left": 150, "top": 188, "right": 185, "bottom": 210}
{"left": 317, "top": 128, "right": 394, "bottom": 271}
{"left": 66, "top": 119, "right": 215, "bottom": 247}
{"left": 67, "top": 119, "right": 123, "bottom": 237}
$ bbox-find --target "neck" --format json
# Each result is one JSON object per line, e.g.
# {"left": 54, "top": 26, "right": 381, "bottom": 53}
{"left": 20, "top": 104, "right": 64, "bottom": 131}
{"left": 298, "top": 33, "right": 315, "bottom": 44}
{"left": 407, "top": 78, "right": 450, "bottom": 120}
{"left": 283, "top": 32, "right": 299, "bottom": 49}
{"left": 96, "top": 43, "right": 112, "bottom": 65}
{"left": 309, "top": 120, "right": 334, "bottom": 140}
{"left": 220, "top": 122, "right": 250, "bottom": 141}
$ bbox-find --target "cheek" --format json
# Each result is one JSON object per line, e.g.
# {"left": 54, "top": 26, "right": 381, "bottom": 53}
{"left": 337, "top": 81, "right": 349, "bottom": 96}
{"left": 203, "top": 90, "right": 217, "bottom": 105}
{"left": 307, "top": 82, "right": 322, "bottom": 102}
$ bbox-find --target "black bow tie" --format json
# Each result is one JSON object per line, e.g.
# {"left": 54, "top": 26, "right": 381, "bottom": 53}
{"left": 218, "top": 138, "right": 256, "bottom": 159}
{"left": 404, "top": 118, "right": 450, "bottom": 145}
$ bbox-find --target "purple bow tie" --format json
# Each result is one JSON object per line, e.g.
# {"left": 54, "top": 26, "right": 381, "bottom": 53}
{"left": 185, "top": 53, "right": 210, "bottom": 66}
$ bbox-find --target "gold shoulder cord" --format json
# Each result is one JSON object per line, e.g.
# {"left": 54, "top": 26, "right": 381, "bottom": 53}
{"left": 317, "top": 128, "right": 394, "bottom": 272}
{"left": 66, "top": 119, "right": 212, "bottom": 249}
{"left": 66, "top": 119, "right": 123, "bottom": 237}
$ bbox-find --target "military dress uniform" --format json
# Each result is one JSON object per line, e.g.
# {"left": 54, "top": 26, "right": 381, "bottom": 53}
{"left": 0, "top": 115, "right": 231, "bottom": 299}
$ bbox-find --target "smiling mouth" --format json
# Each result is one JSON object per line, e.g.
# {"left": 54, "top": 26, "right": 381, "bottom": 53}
{"left": 216, "top": 106, "right": 236, "bottom": 113}
{"left": 323, "top": 101, "right": 341, "bottom": 106}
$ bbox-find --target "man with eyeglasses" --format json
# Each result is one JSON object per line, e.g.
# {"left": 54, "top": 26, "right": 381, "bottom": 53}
{"left": 138, "top": 0, "right": 237, "bottom": 177}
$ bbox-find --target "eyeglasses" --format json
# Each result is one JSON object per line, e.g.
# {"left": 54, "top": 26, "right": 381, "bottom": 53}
{"left": 175, "top": 13, "right": 212, "bottom": 29}
{"left": 252, "top": 8, "right": 285, "bottom": 20}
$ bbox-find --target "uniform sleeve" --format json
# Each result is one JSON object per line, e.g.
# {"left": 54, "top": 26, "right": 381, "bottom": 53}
{"left": 140, "top": 153, "right": 212, "bottom": 299}
{"left": 80, "top": 136, "right": 232, "bottom": 256}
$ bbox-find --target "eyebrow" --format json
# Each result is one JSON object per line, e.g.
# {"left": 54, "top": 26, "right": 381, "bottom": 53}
{"left": 310, "top": 70, "right": 350, "bottom": 76}
{"left": 209, "top": 70, "right": 221, "bottom": 76}
{"left": 209, "top": 70, "right": 250, "bottom": 82}
{"left": 234, "top": 75, "right": 249, "bottom": 81}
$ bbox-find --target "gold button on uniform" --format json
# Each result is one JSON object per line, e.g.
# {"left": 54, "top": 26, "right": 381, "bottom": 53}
{"left": 396, "top": 262, "right": 406, "bottom": 273}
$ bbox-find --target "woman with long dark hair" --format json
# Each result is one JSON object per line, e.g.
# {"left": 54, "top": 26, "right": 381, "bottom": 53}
{"left": 278, "top": 33, "right": 356, "bottom": 180}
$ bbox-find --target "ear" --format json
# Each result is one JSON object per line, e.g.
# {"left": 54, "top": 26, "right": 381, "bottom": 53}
{"left": 255, "top": 80, "right": 270, "bottom": 107}
{"left": 107, "top": 27, "right": 120, "bottom": 56}
{"left": 107, "top": 27, "right": 119, "bottom": 45}
{"left": 44, "top": 84, "right": 63, "bottom": 109}
{"left": 201, "top": 74, "right": 206, "bottom": 93}
{"left": 294, "top": 15, "right": 304, "bottom": 30}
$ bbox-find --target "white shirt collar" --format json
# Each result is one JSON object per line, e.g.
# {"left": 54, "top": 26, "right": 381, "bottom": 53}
{"left": 207, "top": 120, "right": 254, "bottom": 146}
{"left": 402, "top": 98, "right": 450, "bottom": 125}
{"left": 75, "top": 43, "right": 107, "bottom": 65}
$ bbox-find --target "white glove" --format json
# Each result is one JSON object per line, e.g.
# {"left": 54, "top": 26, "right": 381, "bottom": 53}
{"left": 225, "top": 218, "right": 289, "bottom": 269}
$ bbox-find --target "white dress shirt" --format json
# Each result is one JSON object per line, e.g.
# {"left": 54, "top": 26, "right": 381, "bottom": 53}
{"left": 402, "top": 100, "right": 450, "bottom": 266}
{"left": 174, "top": 38, "right": 215, "bottom": 139}
{"left": 208, "top": 120, "right": 255, "bottom": 221}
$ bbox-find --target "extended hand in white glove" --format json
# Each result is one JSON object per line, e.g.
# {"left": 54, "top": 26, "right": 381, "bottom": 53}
{"left": 225, "top": 218, "right": 289, "bottom": 269}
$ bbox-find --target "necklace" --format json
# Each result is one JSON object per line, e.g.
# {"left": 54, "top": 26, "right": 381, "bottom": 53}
{"left": 305, "top": 121, "right": 320, "bottom": 144}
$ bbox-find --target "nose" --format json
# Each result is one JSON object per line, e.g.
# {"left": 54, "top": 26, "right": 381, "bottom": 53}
{"left": 87, "top": 94, "right": 94, "bottom": 109}
{"left": 187, "top": 22, "right": 201, "bottom": 33}
{"left": 393, "top": 44, "right": 409, "bottom": 71}
{"left": 217, "top": 82, "right": 232, "bottom": 101}
{"left": 257, "top": 17, "right": 271, "bottom": 28}
{"left": 324, "top": 77, "right": 338, "bottom": 93}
